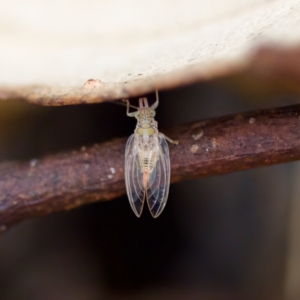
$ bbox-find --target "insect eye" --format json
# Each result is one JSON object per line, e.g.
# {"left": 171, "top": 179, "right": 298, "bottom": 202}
{"left": 151, "top": 110, "right": 156, "bottom": 117}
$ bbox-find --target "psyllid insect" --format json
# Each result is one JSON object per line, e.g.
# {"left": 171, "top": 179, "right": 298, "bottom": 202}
{"left": 123, "top": 91, "right": 178, "bottom": 218}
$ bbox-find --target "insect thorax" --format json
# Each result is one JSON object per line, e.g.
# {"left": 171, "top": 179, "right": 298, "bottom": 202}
{"left": 134, "top": 120, "right": 159, "bottom": 172}
{"left": 135, "top": 116, "right": 158, "bottom": 138}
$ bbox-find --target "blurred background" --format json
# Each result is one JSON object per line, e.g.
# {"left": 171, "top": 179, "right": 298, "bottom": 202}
{"left": 0, "top": 82, "right": 299, "bottom": 299}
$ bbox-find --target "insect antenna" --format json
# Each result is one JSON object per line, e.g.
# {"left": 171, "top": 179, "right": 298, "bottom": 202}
{"left": 139, "top": 98, "right": 145, "bottom": 108}
{"left": 142, "top": 97, "right": 149, "bottom": 108}
{"left": 110, "top": 99, "right": 139, "bottom": 110}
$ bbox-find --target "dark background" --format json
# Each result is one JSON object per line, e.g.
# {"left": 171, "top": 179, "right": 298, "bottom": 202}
{"left": 0, "top": 82, "right": 298, "bottom": 299}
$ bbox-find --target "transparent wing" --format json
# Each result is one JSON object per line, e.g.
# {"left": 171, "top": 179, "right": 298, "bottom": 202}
{"left": 146, "top": 133, "right": 171, "bottom": 218}
{"left": 125, "top": 134, "right": 145, "bottom": 217}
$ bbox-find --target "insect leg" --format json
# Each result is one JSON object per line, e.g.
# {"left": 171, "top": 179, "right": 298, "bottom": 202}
{"left": 150, "top": 90, "right": 159, "bottom": 110}
{"left": 160, "top": 133, "right": 178, "bottom": 145}
{"left": 122, "top": 99, "right": 138, "bottom": 117}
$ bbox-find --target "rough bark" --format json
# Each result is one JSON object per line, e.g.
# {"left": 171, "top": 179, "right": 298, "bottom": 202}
{"left": 1, "top": 104, "right": 300, "bottom": 231}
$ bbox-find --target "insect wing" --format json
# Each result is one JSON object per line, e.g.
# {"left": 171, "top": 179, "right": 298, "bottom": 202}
{"left": 125, "top": 134, "right": 146, "bottom": 217}
{"left": 146, "top": 134, "right": 171, "bottom": 218}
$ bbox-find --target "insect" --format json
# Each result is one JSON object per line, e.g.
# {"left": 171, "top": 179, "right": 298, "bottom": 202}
{"left": 123, "top": 91, "right": 178, "bottom": 218}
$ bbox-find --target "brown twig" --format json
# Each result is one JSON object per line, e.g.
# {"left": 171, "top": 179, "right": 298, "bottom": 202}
{"left": 1, "top": 104, "right": 300, "bottom": 231}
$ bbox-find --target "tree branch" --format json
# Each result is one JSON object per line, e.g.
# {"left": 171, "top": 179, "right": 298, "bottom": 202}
{"left": 1, "top": 104, "right": 300, "bottom": 231}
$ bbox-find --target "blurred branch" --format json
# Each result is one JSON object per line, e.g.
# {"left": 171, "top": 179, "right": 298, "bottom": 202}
{"left": 1, "top": 104, "right": 300, "bottom": 231}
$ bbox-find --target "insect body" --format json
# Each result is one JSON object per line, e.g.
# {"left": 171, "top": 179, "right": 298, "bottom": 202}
{"left": 123, "top": 91, "right": 177, "bottom": 218}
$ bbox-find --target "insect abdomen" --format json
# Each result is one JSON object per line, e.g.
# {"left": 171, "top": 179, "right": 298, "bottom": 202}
{"left": 141, "top": 157, "right": 156, "bottom": 169}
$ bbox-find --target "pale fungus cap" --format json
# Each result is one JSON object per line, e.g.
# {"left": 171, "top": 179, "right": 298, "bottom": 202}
{"left": 0, "top": 0, "right": 299, "bottom": 105}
